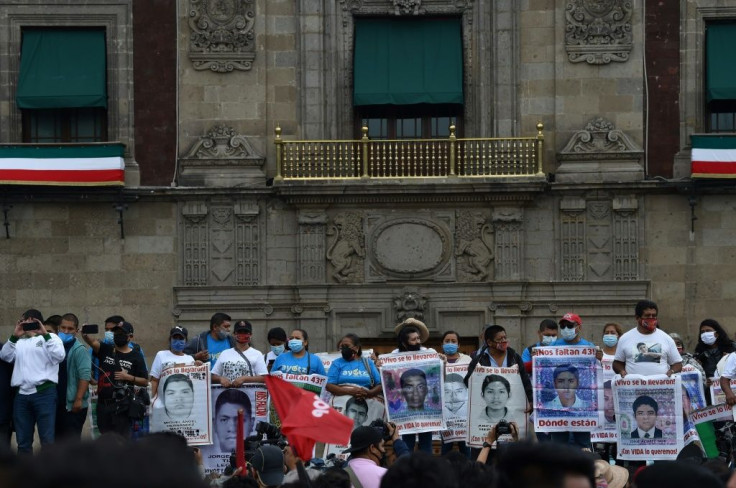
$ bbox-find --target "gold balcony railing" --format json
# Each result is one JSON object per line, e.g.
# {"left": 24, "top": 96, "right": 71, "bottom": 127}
{"left": 274, "top": 123, "right": 545, "bottom": 181}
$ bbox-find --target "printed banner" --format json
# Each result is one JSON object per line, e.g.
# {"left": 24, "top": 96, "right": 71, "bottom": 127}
{"left": 201, "top": 384, "right": 270, "bottom": 475}
{"left": 441, "top": 363, "right": 469, "bottom": 444}
{"left": 323, "top": 391, "right": 386, "bottom": 461}
{"left": 591, "top": 355, "right": 617, "bottom": 443}
{"left": 467, "top": 365, "right": 527, "bottom": 448}
{"left": 533, "top": 346, "right": 601, "bottom": 432}
{"left": 150, "top": 363, "right": 213, "bottom": 445}
{"left": 709, "top": 377, "right": 736, "bottom": 405}
{"left": 690, "top": 403, "right": 735, "bottom": 425}
{"left": 268, "top": 372, "right": 327, "bottom": 427}
{"left": 613, "top": 374, "right": 683, "bottom": 460}
{"left": 681, "top": 366, "right": 706, "bottom": 447}
{"left": 379, "top": 351, "right": 445, "bottom": 434}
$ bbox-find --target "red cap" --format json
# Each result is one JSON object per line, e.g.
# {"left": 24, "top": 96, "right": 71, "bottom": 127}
{"left": 559, "top": 313, "right": 582, "bottom": 326}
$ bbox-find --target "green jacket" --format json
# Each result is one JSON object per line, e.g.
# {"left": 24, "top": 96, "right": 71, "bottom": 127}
{"left": 65, "top": 339, "right": 91, "bottom": 410}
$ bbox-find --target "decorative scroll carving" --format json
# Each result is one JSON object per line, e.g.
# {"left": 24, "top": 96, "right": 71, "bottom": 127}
{"left": 234, "top": 200, "right": 259, "bottom": 285}
{"left": 393, "top": 287, "right": 427, "bottom": 322}
{"left": 492, "top": 208, "right": 523, "bottom": 281}
{"left": 188, "top": 0, "right": 256, "bottom": 72}
{"left": 565, "top": 0, "right": 633, "bottom": 65}
{"left": 587, "top": 201, "right": 612, "bottom": 279}
{"left": 185, "top": 126, "right": 263, "bottom": 161}
{"left": 560, "top": 197, "right": 586, "bottom": 281}
{"left": 326, "top": 212, "right": 365, "bottom": 283}
{"left": 299, "top": 212, "right": 328, "bottom": 284}
{"left": 613, "top": 196, "right": 639, "bottom": 280}
{"left": 560, "top": 118, "right": 642, "bottom": 155}
{"left": 182, "top": 201, "right": 209, "bottom": 286}
{"left": 455, "top": 211, "right": 494, "bottom": 282}
{"left": 393, "top": 0, "right": 423, "bottom": 16}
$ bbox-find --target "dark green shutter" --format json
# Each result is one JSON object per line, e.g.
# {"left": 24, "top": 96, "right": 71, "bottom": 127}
{"left": 16, "top": 29, "right": 107, "bottom": 109}
{"left": 706, "top": 23, "right": 736, "bottom": 102}
{"left": 353, "top": 18, "right": 463, "bottom": 106}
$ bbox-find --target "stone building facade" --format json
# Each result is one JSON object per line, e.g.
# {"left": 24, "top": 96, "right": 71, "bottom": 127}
{"left": 0, "top": 0, "right": 734, "bottom": 355}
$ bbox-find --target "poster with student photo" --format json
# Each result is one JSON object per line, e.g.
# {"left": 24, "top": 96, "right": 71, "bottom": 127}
{"left": 591, "top": 355, "right": 617, "bottom": 443}
{"left": 323, "top": 391, "right": 386, "bottom": 461}
{"left": 613, "top": 374, "right": 683, "bottom": 461}
{"left": 467, "top": 365, "right": 527, "bottom": 448}
{"left": 441, "top": 363, "right": 469, "bottom": 444}
{"left": 379, "top": 351, "right": 444, "bottom": 434}
{"left": 681, "top": 366, "right": 705, "bottom": 447}
{"left": 150, "top": 363, "right": 212, "bottom": 445}
{"left": 533, "top": 346, "right": 601, "bottom": 432}
{"left": 200, "top": 384, "right": 270, "bottom": 476}
{"left": 710, "top": 377, "right": 736, "bottom": 406}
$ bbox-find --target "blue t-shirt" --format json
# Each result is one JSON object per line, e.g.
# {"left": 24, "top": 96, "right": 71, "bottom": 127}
{"left": 207, "top": 335, "right": 231, "bottom": 368}
{"left": 271, "top": 351, "right": 326, "bottom": 376}
{"left": 327, "top": 357, "right": 381, "bottom": 388}
{"left": 521, "top": 342, "right": 543, "bottom": 363}
{"left": 551, "top": 337, "right": 595, "bottom": 347}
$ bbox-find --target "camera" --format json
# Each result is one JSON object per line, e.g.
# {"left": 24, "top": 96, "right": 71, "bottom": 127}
{"left": 496, "top": 419, "right": 511, "bottom": 436}
{"left": 369, "top": 419, "right": 393, "bottom": 442}
{"left": 230, "top": 422, "right": 288, "bottom": 470}
{"left": 22, "top": 321, "right": 40, "bottom": 332}
{"left": 112, "top": 383, "right": 133, "bottom": 403}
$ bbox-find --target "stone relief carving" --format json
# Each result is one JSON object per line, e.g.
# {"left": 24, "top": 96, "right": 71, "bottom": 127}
{"left": 185, "top": 126, "right": 263, "bottom": 161}
{"left": 565, "top": 0, "right": 633, "bottom": 65}
{"left": 393, "top": 0, "right": 423, "bottom": 16}
{"left": 393, "top": 287, "right": 428, "bottom": 322}
{"left": 300, "top": 212, "right": 328, "bottom": 284}
{"left": 326, "top": 212, "right": 365, "bottom": 283}
{"left": 560, "top": 118, "right": 642, "bottom": 155}
{"left": 455, "top": 211, "right": 494, "bottom": 282}
{"left": 188, "top": 0, "right": 256, "bottom": 72}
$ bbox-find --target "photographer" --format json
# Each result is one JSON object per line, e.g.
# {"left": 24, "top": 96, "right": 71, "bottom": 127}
{"left": 476, "top": 420, "right": 519, "bottom": 464}
{"left": 342, "top": 422, "right": 408, "bottom": 488}
{"left": 83, "top": 321, "right": 148, "bottom": 437}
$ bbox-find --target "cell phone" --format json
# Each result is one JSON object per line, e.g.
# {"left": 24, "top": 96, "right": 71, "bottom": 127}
{"left": 82, "top": 324, "right": 99, "bottom": 334}
{"left": 22, "top": 321, "right": 40, "bottom": 331}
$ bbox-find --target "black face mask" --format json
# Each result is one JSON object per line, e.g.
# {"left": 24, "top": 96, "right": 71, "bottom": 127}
{"left": 341, "top": 346, "right": 356, "bottom": 361}
{"left": 406, "top": 343, "right": 421, "bottom": 352}
{"left": 113, "top": 333, "right": 129, "bottom": 347}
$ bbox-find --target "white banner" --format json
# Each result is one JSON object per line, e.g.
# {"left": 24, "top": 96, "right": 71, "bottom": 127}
{"left": 613, "top": 374, "right": 683, "bottom": 461}
{"left": 323, "top": 390, "right": 386, "bottom": 461}
{"left": 690, "top": 403, "right": 735, "bottom": 425}
{"left": 591, "top": 355, "right": 617, "bottom": 443}
{"left": 440, "top": 363, "right": 469, "bottom": 444}
{"left": 467, "top": 365, "right": 527, "bottom": 448}
{"left": 150, "top": 363, "right": 213, "bottom": 445}
{"left": 379, "top": 351, "right": 445, "bottom": 434}
{"left": 709, "top": 377, "right": 736, "bottom": 405}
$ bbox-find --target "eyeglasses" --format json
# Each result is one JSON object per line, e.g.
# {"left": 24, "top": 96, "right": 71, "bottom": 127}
{"left": 560, "top": 322, "right": 577, "bottom": 329}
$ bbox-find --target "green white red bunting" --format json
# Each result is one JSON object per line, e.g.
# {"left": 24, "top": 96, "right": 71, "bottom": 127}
{"left": 691, "top": 135, "right": 736, "bottom": 178}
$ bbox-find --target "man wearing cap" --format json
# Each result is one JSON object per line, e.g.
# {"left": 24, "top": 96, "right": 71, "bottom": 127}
{"left": 83, "top": 321, "right": 148, "bottom": 437}
{"left": 149, "top": 326, "right": 196, "bottom": 399}
{"left": 551, "top": 313, "right": 595, "bottom": 347}
{"left": 212, "top": 319, "right": 268, "bottom": 387}
{"left": 0, "top": 309, "right": 65, "bottom": 454}
{"left": 343, "top": 425, "right": 399, "bottom": 488}
{"left": 250, "top": 444, "right": 285, "bottom": 487}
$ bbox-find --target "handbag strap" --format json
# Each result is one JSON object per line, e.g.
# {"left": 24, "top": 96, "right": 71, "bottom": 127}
{"left": 234, "top": 348, "right": 255, "bottom": 377}
{"left": 361, "top": 357, "right": 375, "bottom": 388}
{"left": 344, "top": 465, "right": 364, "bottom": 488}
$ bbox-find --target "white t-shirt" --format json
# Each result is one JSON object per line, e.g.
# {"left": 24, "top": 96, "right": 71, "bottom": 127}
{"left": 721, "top": 353, "right": 736, "bottom": 379}
{"left": 212, "top": 347, "right": 268, "bottom": 381}
{"left": 614, "top": 328, "right": 682, "bottom": 376}
{"left": 150, "top": 350, "right": 195, "bottom": 379}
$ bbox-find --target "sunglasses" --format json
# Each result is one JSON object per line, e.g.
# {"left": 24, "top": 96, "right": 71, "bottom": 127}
{"left": 560, "top": 322, "right": 577, "bottom": 329}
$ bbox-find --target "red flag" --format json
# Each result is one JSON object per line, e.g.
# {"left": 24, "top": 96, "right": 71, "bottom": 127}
{"left": 265, "top": 375, "right": 353, "bottom": 460}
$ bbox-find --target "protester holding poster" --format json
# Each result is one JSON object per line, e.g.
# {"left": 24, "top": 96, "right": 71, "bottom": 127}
{"left": 149, "top": 326, "right": 196, "bottom": 398}
{"left": 211, "top": 320, "right": 268, "bottom": 387}
{"left": 441, "top": 364, "right": 470, "bottom": 456}
{"left": 592, "top": 331, "right": 618, "bottom": 445}
{"left": 467, "top": 365, "right": 527, "bottom": 448}
{"left": 272, "top": 329, "right": 327, "bottom": 376}
{"left": 150, "top": 363, "right": 212, "bottom": 445}
{"left": 326, "top": 334, "right": 382, "bottom": 399}
{"left": 613, "top": 374, "right": 683, "bottom": 460}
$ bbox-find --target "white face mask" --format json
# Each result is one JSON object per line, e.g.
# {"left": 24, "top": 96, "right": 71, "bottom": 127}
{"left": 701, "top": 331, "right": 717, "bottom": 345}
{"left": 541, "top": 335, "right": 556, "bottom": 346}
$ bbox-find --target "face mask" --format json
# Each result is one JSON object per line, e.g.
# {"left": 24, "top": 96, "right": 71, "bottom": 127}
{"left": 215, "top": 329, "right": 227, "bottom": 341}
{"left": 289, "top": 339, "right": 304, "bottom": 353}
{"left": 406, "top": 343, "right": 421, "bottom": 352}
{"left": 58, "top": 332, "right": 75, "bottom": 344}
{"left": 104, "top": 331, "right": 114, "bottom": 344}
{"left": 442, "top": 343, "right": 459, "bottom": 355}
{"left": 270, "top": 344, "right": 285, "bottom": 356}
{"left": 541, "top": 335, "right": 556, "bottom": 346}
{"left": 602, "top": 334, "right": 618, "bottom": 347}
{"left": 560, "top": 327, "right": 577, "bottom": 341}
{"left": 171, "top": 339, "right": 187, "bottom": 352}
{"left": 113, "top": 333, "right": 129, "bottom": 347}
{"left": 235, "top": 333, "right": 251, "bottom": 344}
{"left": 641, "top": 319, "right": 657, "bottom": 332}
{"left": 495, "top": 342, "right": 509, "bottom": 352}
{"left": 341, "top": 346, "right": 356, "bottom": 361}
{"left": 701, "top": 331, "right": 717, "bottom": 345}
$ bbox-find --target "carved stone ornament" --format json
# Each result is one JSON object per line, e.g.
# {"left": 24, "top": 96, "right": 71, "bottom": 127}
{"left": 455, "top": 211, "right": 494, "bottom": 282}
{"left": 393, "top": 0, "right": 423, "bottom": 16}
{"left": 188, "top": 0, "right": 256, "bottom": 72}
{"left": 565, "top": 0, "right": 633, "bottom": 65}
{"left": 393, "top": 287, "right": 428, "bottom": 322}
{"left": 559, "top": 118, "right": 642, "bottom": 156}
{"left": 185, "top": 126, "right": 263, "bottom": 161}
{"left": 326, "top": 212, "right": 365, "bottom": 283}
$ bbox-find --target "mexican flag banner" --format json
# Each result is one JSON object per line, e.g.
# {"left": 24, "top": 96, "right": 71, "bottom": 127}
{"left": 691, "top": 134, "right": 736, "bottom": 178}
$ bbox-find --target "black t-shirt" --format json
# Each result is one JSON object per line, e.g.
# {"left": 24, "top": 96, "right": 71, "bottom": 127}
{"left": 97, "top": 342, "right": 148, "bottom": 400}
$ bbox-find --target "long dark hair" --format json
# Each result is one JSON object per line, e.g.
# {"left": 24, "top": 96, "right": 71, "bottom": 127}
{"left": 695, "top": 319, "right": 735, "bottom": 354}
{"left": 398, "top": 326, "right": 420, "bottom": 352}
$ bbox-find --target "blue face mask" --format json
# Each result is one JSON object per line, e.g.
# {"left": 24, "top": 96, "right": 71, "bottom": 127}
{"left": 602, "top": 334, "right": 618, "bottom": 347}
{"left": 171, "top": 338, "right": 187, "bottom": 352}
{"left": 103, "top": 331, "right": 114, "bottom": 344}
{"left": 560, "top": 327, "right": 577, "bottom": 341}
{"left": 288, "top": 339, "right": 304, "bottom": 353}
{"left": 271, "top": 344, "right": 285, "bottom": 356}
{"left": 58, "top": 332, "right": 75, "bottom": 344}
{"left": 442, "top": 343, "right": 459, "bottom": 355}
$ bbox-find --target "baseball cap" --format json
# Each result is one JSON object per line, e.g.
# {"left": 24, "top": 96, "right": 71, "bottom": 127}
{"left": 169, "top": 326, "right": 188, "bottom": 339}
{"left": 112, "top": 321, "right": 134, "bottom": 335}
{"left": 559, "top": 313, "right": 582, "bottom": 326}
{"left": 250, "top": 445, "right": 284, "bottom": 486}
{"left": 342, "top": 426, "right": 383, "bottom": 454}
{"left": 233, "top": 320, "right": 252, "bottom": 334}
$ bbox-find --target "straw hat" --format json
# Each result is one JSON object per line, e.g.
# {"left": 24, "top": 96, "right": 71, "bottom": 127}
{"left": 594, "top": 459, "right": 628, "bottom": 488}
{"left": 394, "top": 318, "right": 429, "bottom": 343}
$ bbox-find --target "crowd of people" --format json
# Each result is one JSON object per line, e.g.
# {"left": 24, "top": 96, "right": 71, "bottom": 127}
{"left": 1, "top": 300, "right": 736, "bottom": 488}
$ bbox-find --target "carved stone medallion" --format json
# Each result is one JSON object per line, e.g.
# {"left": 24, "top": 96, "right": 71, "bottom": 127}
{"left": 188, "top": 0, "right": 256, "bottom": 72}
{"left": 565, "top": 0, "right": 633, "bottom": 64}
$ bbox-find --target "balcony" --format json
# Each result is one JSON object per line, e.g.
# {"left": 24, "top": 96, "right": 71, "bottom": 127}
{"left": 274, "top": 124, "right": 546, "bottom": 181}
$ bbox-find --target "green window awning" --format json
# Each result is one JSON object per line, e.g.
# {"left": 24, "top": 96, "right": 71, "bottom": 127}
{"left": 16, "top": 29, "right": 107, "bottom": 110}
{"left": 353, "top": 18, "right": 463, "bottom": 106}
{"left": 706, "top": 23, "right": 736, "bottom": 102}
